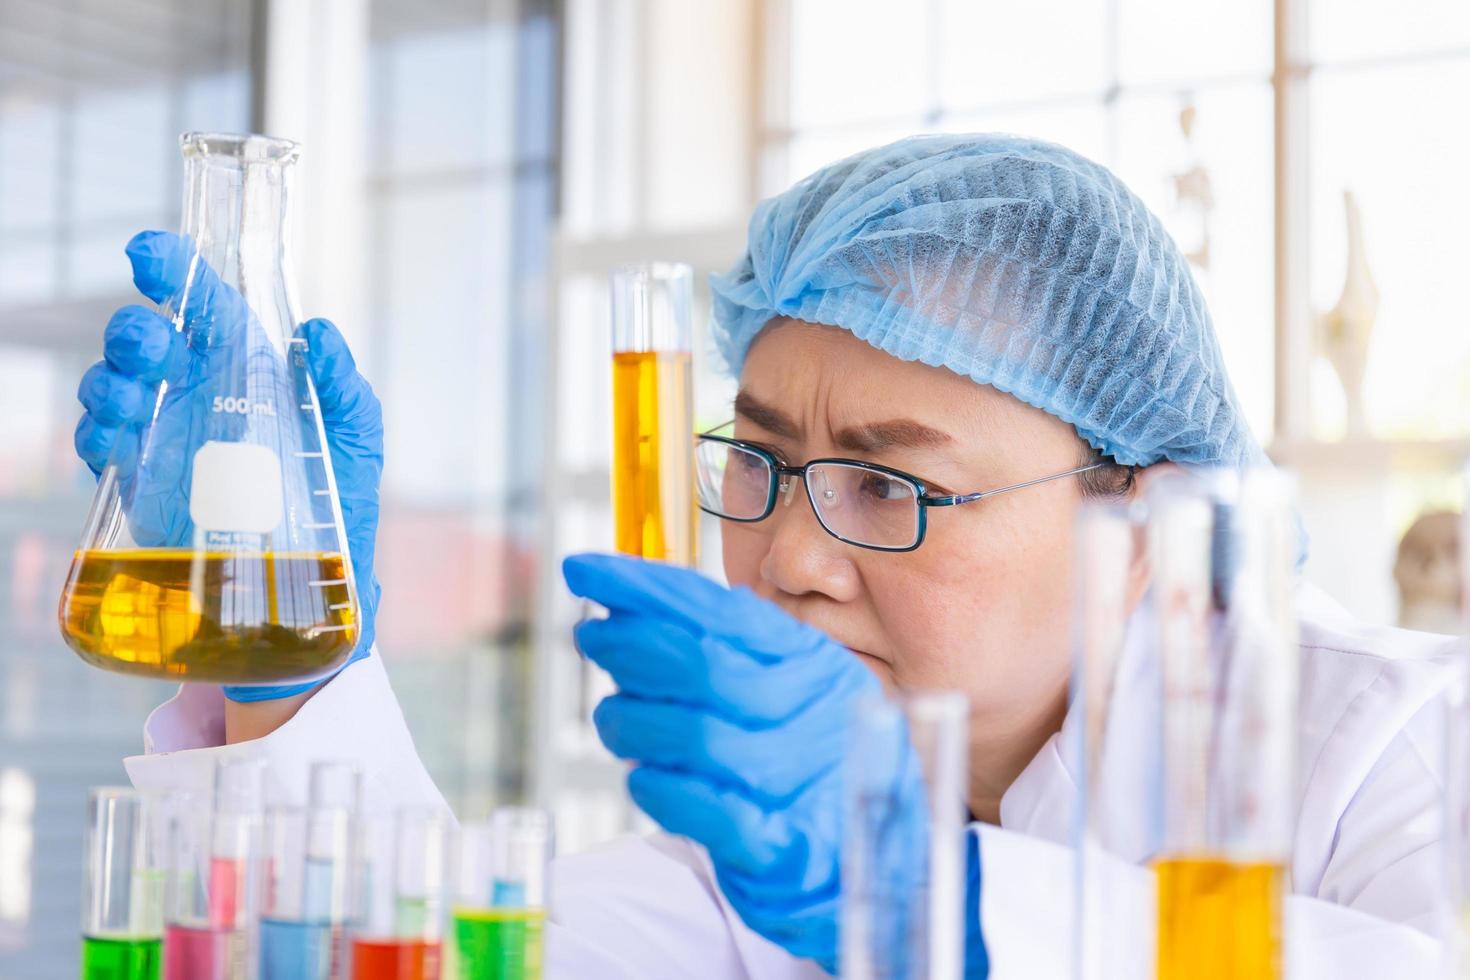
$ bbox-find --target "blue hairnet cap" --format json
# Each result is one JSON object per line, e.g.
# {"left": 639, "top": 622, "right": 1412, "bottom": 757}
{"left": 710, "top": 134, "right": 1264, "bottom": 468}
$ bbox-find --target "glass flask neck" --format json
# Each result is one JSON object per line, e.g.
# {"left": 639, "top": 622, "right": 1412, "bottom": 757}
{"left": 179, "top": 132, "right": 301, "bottom": 318}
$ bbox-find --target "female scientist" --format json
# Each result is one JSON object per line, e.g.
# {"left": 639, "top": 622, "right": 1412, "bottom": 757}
{"left": 76, "top": 135, "right": 1456, "bottom": 978}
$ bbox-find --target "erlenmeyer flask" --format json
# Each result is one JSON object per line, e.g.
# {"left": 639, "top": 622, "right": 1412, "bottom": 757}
{"left": 58, "top": 132, "right": 360, "bottom": 685}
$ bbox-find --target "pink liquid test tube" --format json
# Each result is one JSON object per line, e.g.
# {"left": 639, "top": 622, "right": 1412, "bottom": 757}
{"left": 163, "top": 758, "right": 265, "bottom": 980}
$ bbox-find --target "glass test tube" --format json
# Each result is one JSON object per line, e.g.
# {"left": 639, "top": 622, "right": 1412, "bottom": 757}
{"left": 1463, "top": 465, "right": 1470, "bottom": 972}
{"left": 260, "top": 762, "right": 361, "bottom": 979}
{"left": 349, "top": 808, "right": 450, "bottom": 980}
{"left": 841, "top": 691, "right": 969, "bottom": 980}
{"left": 1070, "top": 502, "right": 1147, "bottom": 980}
{"left": 164, "top": 758, "right": 265, "bottom": 980}
{"left": 449, "top": 807, "right": 553, "bottom": 979}
{"left": 1447, "top": 464, "right": 1470, "bottom": 976}
{"left": 608, "top": 262, "right": 696, "bottom": 566}
{"left": 1148, "top": 469, "right": 1298, "bottom": 980}
{"left": 82, "top": 788, "right": 166, "bottom": 980}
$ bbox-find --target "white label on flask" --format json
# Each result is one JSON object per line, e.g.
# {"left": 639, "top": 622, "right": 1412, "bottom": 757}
{"left": 188, "top": 440, "right": 283, "bottom": 533}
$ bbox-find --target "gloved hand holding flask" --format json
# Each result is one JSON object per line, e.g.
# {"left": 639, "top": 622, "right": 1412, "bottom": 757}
{"left": 69, "top": 226, "right": 382, "bottom": 703}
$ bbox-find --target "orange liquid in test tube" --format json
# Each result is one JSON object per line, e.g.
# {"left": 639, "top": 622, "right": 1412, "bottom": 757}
{"left": 611, "top": 350, "right": 695, "bottom": 564}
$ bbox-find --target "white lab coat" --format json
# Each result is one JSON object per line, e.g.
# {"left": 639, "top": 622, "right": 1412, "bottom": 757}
{"left": 125, "top": 584, "right": 1457, "bottom": 979}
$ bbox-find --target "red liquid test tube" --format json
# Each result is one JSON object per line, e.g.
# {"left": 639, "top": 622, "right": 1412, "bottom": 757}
{"left": 347, "top": 808, "right": 450, "bottom": 980}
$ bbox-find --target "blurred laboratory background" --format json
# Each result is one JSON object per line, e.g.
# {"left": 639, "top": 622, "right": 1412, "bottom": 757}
{"left": 0, "top": 0, "right": 1466, "bottom": 973}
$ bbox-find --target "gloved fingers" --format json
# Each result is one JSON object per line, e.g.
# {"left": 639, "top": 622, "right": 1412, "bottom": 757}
{"left": 563, "top": 552, "right": 828, "bottom": 660}
{"left": 124, "top": 470, "right": 193, "bottom": 547}
{"left": 109, "top": 425, "right": 144, "bottom": 480}
{"left": 78, "top": 361, "right": 152, "bottom": 427}
{"left": 297, "top": 318, "right": 384, "bottom": 501}
{"left": 126, "top": 230, "right": 250, "bottom": 348}
{"left": 126, "top": 230, "right": 192, "bottom": 305}
{"left": 710, "top": 866, "right": 839, "bottom": 971}
{"left": 342, "top": 498, "right": 380, "bottom": 592}
{"left": 625, "top": 765, "right": 791, "bottom": 879}
{"left": 74, "top": 415, "right": 117, "bottom": 475}
{"left": 120, "top": 394, "right": 200, "bottom": 547}
{"left": 574, "top": 614, "right": 699, "bottom": 698}
{"left": 103, "top": 305, "right": 176, "bottom": 382}
{"left": 593, "top": 693, "right": 842, "bottom": 803}
{"left": 74, "top": 353, "right": 153, "bottom": 476}
{"left": 630, "top": 765, "right": 844, "bottom": 891}
{"left": 576, "top": 611, "right": 878, "bottom": 723}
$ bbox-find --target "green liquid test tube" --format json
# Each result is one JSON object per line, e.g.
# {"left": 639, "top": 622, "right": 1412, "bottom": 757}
{"left": 450, "top": 808, "right": 553, "bottom": 980}
{"left": 80, "top": 935, "right": 163, "bottom": 980}
{"left": 452, "top": 908, "right": 544, "bottom": 980}
{"left": 81, "top": 789, "right": 166, "bottom": 980}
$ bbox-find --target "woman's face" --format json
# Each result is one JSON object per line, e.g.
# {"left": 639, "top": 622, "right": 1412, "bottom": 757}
{"left": 722, "top": 318, "right": 1116, "bottom": 812}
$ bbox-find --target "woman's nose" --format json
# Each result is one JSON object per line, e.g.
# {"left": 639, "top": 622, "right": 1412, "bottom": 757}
{"left": 759, "top": 482, "right": 862, "bottom": 602}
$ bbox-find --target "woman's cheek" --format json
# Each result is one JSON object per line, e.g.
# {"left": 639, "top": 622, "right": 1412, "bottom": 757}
{"left": 720, "top": 523, "right": 767, "bottom": 588}
{"left": 874, "top": 580, "right": 979, "bottom": 688}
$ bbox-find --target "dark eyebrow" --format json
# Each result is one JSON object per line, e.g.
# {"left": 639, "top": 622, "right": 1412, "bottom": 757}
{"left": 833, "top": 420, "right": 954, "bottom": 453}
{"left": 734, "top": 390, "right": 800, "bottom": 439}
{"left": 735, "top": 389, "right": 952, "bottom": 453}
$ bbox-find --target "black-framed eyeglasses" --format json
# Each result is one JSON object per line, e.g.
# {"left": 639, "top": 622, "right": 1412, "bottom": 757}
{"left": 695, "top": 430, "right": 1106, "bottom": 553}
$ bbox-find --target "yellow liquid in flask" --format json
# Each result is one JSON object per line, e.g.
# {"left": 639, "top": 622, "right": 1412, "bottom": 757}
{"left": 59, "top": 549, "right": 357, "bottom": 683}
{"left": 611, "top": 350, "right": 695, "bottom": 565}
{"left": 1155, "top": 857, "right": 1283, "bottom": 980}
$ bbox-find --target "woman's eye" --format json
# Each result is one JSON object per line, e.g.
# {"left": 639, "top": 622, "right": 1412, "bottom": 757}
{"left": 734, "top": 452, "right": 767, "bottom": 475}
{"left": 858, "top": 472, "right": 899, "bottom": 501}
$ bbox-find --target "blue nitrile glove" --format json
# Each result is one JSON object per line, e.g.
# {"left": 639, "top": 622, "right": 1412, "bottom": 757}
{"left": 74, "top": 230, "right": 382, "bottom": 701}
{"left": 564, "top": 553, "right": 987, "bottom": 977}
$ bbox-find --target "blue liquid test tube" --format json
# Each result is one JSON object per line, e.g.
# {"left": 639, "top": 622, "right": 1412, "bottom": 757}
{"left": 259, "top": 762, "right": 360, "bottom": 979}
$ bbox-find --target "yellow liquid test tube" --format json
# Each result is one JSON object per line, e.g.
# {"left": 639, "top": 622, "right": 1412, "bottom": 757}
{"left": 609, "top": 263, "right": 696, "bottom": 566}
{"left": 611, "top": 350, "right": 695, "bottom": 563}
{"left": 1145, "top": 470, "right": 1298, "bottom": 980}
{"left": 1155, "top": 856, "right": 1284, "bottom": 980}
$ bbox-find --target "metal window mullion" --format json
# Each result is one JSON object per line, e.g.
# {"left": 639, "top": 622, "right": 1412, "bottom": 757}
{"left": 1273, "top": 0, "right": 1311, "bottom": 445}
{"left": 536, "top": 0, "right": 627, "bottom": 823}
{"left": 248, "top": 0, "right": 270, "bottom": 133}
{"left": 1103, "top": 0, "right": 1121, "bottom": 165}
{"left": 757, "top": 0, "right": 793, "bottom": 196}
{"left": 745, "top": 0, "right": 769, "bottom": 209}
{"left": 925, "top": 0, "right": 944, "bottom": 128}
{"left": 633, "top": 0, "right": 651, "bottom": 230}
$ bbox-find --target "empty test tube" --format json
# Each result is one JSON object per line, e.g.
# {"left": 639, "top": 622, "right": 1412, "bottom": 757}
{"left": 842, "top": 690, "right": 968, "bottom": 980}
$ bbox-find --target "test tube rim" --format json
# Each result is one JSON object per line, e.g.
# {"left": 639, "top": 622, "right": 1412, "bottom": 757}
{"left": 307, "top": 759, "right": 363, "bottom": 812}
{"left": 610, "top": 260, "right": 694, "bottom": 285}
{"left": 181, "top": 130, "right": 301, "bottom": 166}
